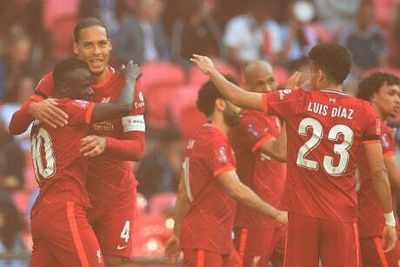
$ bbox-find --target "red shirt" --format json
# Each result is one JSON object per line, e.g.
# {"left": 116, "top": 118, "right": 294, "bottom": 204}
{"left": 34, "top": 68, "right": 146, "bottom": 201}
{"left": 180, "top": 124, "right": 237, "bottom": 254}
{"left": 262, "top": 88, "right": 381, "bottom": 222}
{"left": 230, "top": 110, "right": 287, "bottom": 229}
{"left": 31, "top": 99, "right": 95, "bottom": 214}
{"left": 358, "top": 121, "right": 398, "bottom": 238}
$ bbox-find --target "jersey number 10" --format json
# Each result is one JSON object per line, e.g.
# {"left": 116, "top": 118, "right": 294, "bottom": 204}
{"left": 31, "top": 128, "right": 56, "bottom": 180}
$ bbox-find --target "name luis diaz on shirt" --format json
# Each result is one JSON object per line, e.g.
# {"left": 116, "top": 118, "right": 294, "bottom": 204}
{"left": 307, "top": 102, "right": 354, "bottom": 119}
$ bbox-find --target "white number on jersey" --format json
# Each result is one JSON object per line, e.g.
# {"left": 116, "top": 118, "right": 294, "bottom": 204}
{"left": 296, "top": 117, "right": 354, "bottom": 176}
{"left": 31, "top": 128, "right": 57, "bottom": 180}
{"left": 120, "top": 220, "right": 131, "bottom": 243}
{"left": 182, "top": 157, "right": 194, "bottom": 202}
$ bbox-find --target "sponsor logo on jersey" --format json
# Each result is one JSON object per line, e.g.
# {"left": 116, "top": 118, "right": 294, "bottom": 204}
{"left": 101, "top": 97, "right": 111, "bottom": 103}
{"left": 278, "top": 88, "right": 292, "bottom": 100}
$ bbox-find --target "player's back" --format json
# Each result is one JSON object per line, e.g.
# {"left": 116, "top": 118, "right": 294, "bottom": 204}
{"left": 271, "top": 89, "right": 380, "bottom": 222}
{"left": 30, "top": 99, "right": 92, "bottom": 213}
{"left": 180, "top": 124, "right": 236, "bottom": 254}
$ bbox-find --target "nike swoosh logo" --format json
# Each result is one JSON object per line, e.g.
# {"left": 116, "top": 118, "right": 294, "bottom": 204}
{"left": 117, "top": 245, "right": 127, "bottom": 250}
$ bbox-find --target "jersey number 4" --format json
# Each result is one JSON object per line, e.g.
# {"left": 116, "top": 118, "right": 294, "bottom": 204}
{"left": 296, "top": 117, "right": 354, "bottom": 176}
{"left": 31, "top": 128, "right": 56, "bottom": 180}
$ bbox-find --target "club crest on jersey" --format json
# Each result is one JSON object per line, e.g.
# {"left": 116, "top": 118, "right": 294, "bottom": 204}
{"left": 278, "top": 88, "right": 292, "bottom": 100}
{"left": 381, "top": 134, "right": 390, "bottom": 149}
{"left": 247, "top": 124, "right": 260, "bottom": 140}
{"left": 216, "top": 146, "right": 228, "bottom": 163}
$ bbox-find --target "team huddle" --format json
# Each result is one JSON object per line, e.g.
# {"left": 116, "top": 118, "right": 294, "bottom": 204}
{"left": 6, "top": 16, "right": 400, "bottom": 267}
{"left": 166, "top": 44, "right": 400, "bottom": 267}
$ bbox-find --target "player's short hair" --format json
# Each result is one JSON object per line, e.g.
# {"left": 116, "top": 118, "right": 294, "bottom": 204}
{"left": 308, "top": 43, "right": 351, "bottom": 85}
{"left": 196, "top": 75, "right": 237, "bottom": 117}
{"left": 356, "top": 71, "right": 400, "bottom": 101}
{"left": 73, "top": 17, "right": 109, "bottom": 42}
{"left": 53, "top": 58, "right": 89, "bottom": 90}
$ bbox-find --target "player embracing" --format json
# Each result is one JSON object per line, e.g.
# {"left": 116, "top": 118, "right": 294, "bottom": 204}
{"left": 9, "top": 17, "right": 145, "bottom": 267}
{"left": 190, "top": 43, "right": 397, "bottom": 267}
{"left": 30, "top": 58, "right": 141, "bottom": 266}
{"left": 356, "top": 71, "right": 400, "bottom": 267}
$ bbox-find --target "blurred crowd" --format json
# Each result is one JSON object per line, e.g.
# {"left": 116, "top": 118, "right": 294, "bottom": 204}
{"left": 0, "top": 0, "right": 400, "bottom": 264}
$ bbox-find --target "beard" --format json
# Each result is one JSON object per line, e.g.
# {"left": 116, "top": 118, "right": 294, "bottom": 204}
{"left": 223, "top": 104, "right": 241, "bottom": 127}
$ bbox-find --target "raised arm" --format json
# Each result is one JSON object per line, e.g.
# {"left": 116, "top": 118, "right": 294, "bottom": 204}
{"left": 90, "top": 60, "right": 141, "bottom": 123}
{"left": 190, "top": 55, "right": 264, "bottom": 110}
{"left": 364, "top": 142, "right": 398, "bottom": 252}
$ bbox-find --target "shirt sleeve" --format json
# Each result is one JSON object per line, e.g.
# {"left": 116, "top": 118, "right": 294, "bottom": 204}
{"left": 206, "top": 137, "right": 236, "bottom": 178}
{"left": 35, "top": 72, "right": 54, "bottom": 97}
{"left": 360, "top": 102, "right": 381, "bottom": 142}
{"left": 381, "top": 126, "right": 396, "bottom": 159}
{"left": 262, "top": 88, "right": 302, "bottom": 119}
{"left": 239, "top": 112, "right": 275, "bottom": 152}
{"left": 63, "top": 100, "right": 95, "bottom": 125}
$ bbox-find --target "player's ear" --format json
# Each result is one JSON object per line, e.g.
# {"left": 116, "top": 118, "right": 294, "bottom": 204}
{"left": 108, "top": 38, "right": 112, "bottom": 52}
{"left": 215, "top": 98, "right": 226, "bottom": 112}
{"left": 73, "top": 42, "right": 79, "bottom": 55}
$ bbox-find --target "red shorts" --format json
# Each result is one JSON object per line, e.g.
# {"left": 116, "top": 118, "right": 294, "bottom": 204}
{"left": 284, "top": 213, "right": 360, "bottom": 267}
{"left": 88, "top": 188, "right": 136, "bottom": 258}
{"left": 360, "top": 237, "right": 400, "bottom": 267}
{"left": 182, "top": 247, "right": 241, "bottom": 267}
{"left": 233, "top": 226, "right": 286, "bottom": 267}
{"left": 30, "top": 202, "right": 104, "bottom": 267}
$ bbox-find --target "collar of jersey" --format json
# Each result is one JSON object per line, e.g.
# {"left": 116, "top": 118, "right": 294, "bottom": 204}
{"left": 92, "top": 66, "right": 115, "bottom": 89}
{"left": 320, "top": 89, "right": 349, "bottom": 96}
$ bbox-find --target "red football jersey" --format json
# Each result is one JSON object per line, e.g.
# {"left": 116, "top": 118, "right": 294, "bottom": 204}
{"left": 230, "top": 110, "right": 287, "bottom": 229}
{"left": 180, "top": 124, "right": 237, "bottom": 254}
{"left": 358, "top": 121, "right": 398, "bottom": 238}
{"left": 30, "top": 99, "right": 94, "bottom": 213}
{"left": 262, "top": 89, "right": 381, "bottom": 222}
{"left": 36, "top": 67, "right": 146, "bottom": 201}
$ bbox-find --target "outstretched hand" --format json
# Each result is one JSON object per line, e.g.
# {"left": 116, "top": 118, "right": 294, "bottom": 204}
{"left": 80, "top": 135, "right": 107, "bottom": 157}
{"left": 190, "top": 54, "right": 216, "bottom": 75}
{"left": 274, "top": 210, "right": 288, "bottom": 225}
{"left": 28, "top": 98, "right": 69, "bottom": 128}
{"left": 165, "top": 234, "right": 181, "bottom": 264}
{"left": 382, "top": 225, "right": 398, "bottom": 252}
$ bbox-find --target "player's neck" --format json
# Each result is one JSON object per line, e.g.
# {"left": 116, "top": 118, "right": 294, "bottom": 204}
{"left": 372, "top": 103, "right": 387, "bottom": 120}
{"left": 93, "top": 67, "right": 111, "bottom": 83}
{"left": 318, "top": 84, "right": 343, "bottom": 92}
{"left": 207, "top": 116, "right": 229, "bottom": 135}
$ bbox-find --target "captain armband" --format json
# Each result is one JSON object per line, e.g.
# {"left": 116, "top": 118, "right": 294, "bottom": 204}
{"left": 122, "top": 115, "right": 145, "bottom": 132}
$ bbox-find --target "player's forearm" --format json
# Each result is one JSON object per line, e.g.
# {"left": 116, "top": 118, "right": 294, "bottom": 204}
{"left": 371, "top": 168, "right": 394, "bottom": 213}
{"left": 208, "top": 69, "right": 263, "bottom": 110}
{"left": 105, "top": 133, "right": 145, "bottom": 161}
{"left": 116, "top": 74, "right": 137, "bottom": 107}
{"left": 9, "top": 100, "right": 34, "bottom": 135}
{"left": 272, "top": 124, "right": 287, "bottom": 162}
{"left": 173, "top": 180, "right": 191, "bottom": 236}
{"left": 231, "top": 183, "right": 280, "bottom": 219}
